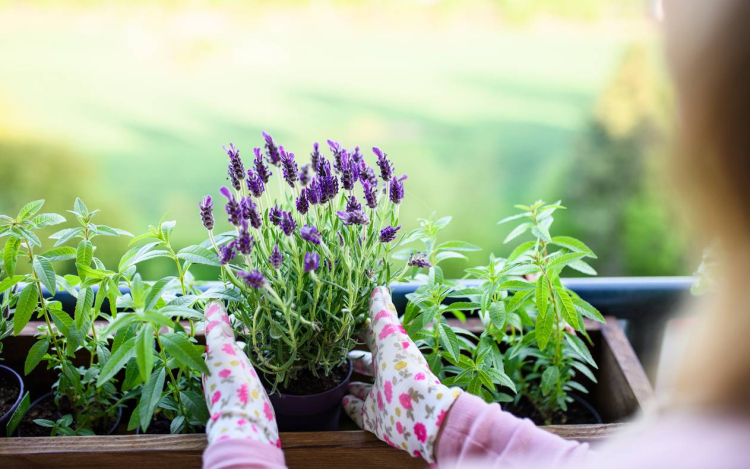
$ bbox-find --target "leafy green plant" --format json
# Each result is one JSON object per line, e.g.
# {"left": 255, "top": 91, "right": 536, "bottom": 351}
{"left": 0, "top": 198, "right": 131, "bottom": 435}
{"left": 198, "top": 135, "right": 409, "bottom": 389}
{"left": 403, "top": 201, "right": 605, "bottom": 424}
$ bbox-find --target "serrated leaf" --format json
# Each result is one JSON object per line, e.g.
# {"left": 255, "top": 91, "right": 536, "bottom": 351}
{"left": 74, "top": 287, "right": 95, "bottom": 332}
{"left": 549, "top": 236, "right": 597, "bottom": 258}
{"left": 39, "top": 246, "right": 77, "bottom": 262}
{"left": 485, "top": 368, "right": 517, "bottom": 393}
{"left": 31, "top": 213, "right": 66, "bottom": 228}
{"left": 17, "top": 200, "right": 44, "bottom": 221}
{"left": 489, "top": 302, "right": 506, "bottom": 330}
{"left": 436, "top": 240, "right": 481, "bottom": 252}
{"left": 438, "top": 322, "right": 461, "bottom": 363}
{"left": 497, "top": 212, "right": 530, "bottom": 225}
{"left": 196, "top": 288, "right": 243, "bottom": 303}
{"left": 541, "top": 366, "right": 559, "bottom": 396}
{"left": 6, "top": 392, "right": 30, "bottom": 436}
{"left": 498, "top": 280, "right": 535, "bottom": 291}
{"left": 571, "top": 360, "right": 597, "bottom": 383}
{"left": 565, "top": 333, "right": 597, "bottom": 369}
{"left": 97, "top": 336, "right": 136, "bottom": 386}
{"left": 119, "top": 243, "right": 171, "bottom": 272}
{"left": 158, "top": 305, "right": 204, "bottom": 321}
{"left": 25, "top": 339, "right": 49, "bottom": 375}
{"left": 33, "top": 256, "right": 56, "bottom": 294}
{"left": 73, "top": 198, "right": 89, "bottom": 217}
{"left": 546, "top": 252, "right": 586, "bottom": 272}
{"left": 176, "top": 245, "right": 221, "bottom": 267}
{"left": 507, "top": 240, "right": 536, "bottom": 262}
{"left": 504, "top": 223, "right": 531, "bottom": 244}
{"left": 76, "top": 240, "right": 93, "bottom": 281}
{"left": 535, "top": 303, "right": 555, "bottom": 351}
{"left": 568, "top": 259, "right": 597, "bottom": 276}
{"left": 571, "top": 296, "right": 605, "bottom": 323}
{"left": 0, "top": 275, "right": 23, "bottom": 294}
{"left": 50, "top": 309, "right": 73, "bottom": 339}
{"left": 160, "top": 333, "right": 209, "bottom": 374}
{"left": 557, "top": 287, "right": 579, "bottom": 330}
{"left": 434, "top": 251, "right": 467, "bottom": 263}
{"left": 3, "top": 237, "right": 20, "bottom": 276}
{"left": 14, "top": 284, "right": 38, "bottom": 335}
{"left": 535, "top": 274, "right": 549, "bottom": 318}
{"left": 145, "top": 277, "right": 176, "bottom": 311}
{"left": 181, "top": 390, "right": 210, "bottom": 424}
{"left": 51, "top": 227, "right": 83, "bottom": 247}
{"left": 136, "top": 324, "right": 155, "bottom": 384}
{"left": 467, "top": 375, "right": 482, "bottom": 395}
{"left": 138, "top": 366, "right": 166, "bottom": 431}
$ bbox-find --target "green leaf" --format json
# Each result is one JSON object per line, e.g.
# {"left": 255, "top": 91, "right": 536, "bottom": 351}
{"left": 50, "top": 227, "right": 83, "bottom": 247}
{"left": 0, "top": 275, "right": 24, "bottom": 294}
{"left": 160, "top": 333, "right": 209, "bottom": 374}
{"left": 181, "top": 391, "right": 210, "bottom": 424}
{"left": 467, "top": 375, "right": 482, "bottom": 395}
{"left": 158, "top": 305, "right": 204, "bottom": 321}
{"left": 504, "top": 223, "right": 531, "bottom": 244}
{"left": 535, "top": 303, "right": 555, "bottom": 351}
{"left": 176, "top": 245, "right": 221, "bottom": 267}
{"left": 136, "top": 324, "right": 155, "bottom": 384}
{"left": 3, "top": 237, "right": 20, "bottom": 277}
{"left": 438, "top": 323, "right": 461, "bottom": 363}
{"left": 535, "top": 274, "right": 549, "bottom": 318}
{"left": 25, "top": 339, "right": 49, "bottom": 375}
{"left": 507, "top": 240, "right": 536, "bottom": 262}
{"left": 97, "top": 336, "right": 136, "bottom": 386}
{"left": 556, "top": 287, "right": 579, "bottom": 330}
{"left": 498, "top": 280, "right": 535, "bottom": 291}
{"left": 39, "top": 247, "right": 77, "bottom": 262}
{"left": 74, "top": 287, "right": 95, "bottom": 332}
{"left": 6, "top": 392, "right": 30, "bottom": 436}
{"left": 73, "top": 198, "right": 90, "bottom": 217}
{"left": 546, "top": 252, "right": 586, "bottom": 272}
{"left": 14, "top": 284, "right": 38, "bottom": 335}
{"left": 434, "top": 251, "right": 467, "bottom": 263}
{"left": 144, "top": 277, "right": 176, "bottom": 311}
{"left": 541, "top": 366, "right": 559, "bottom": 396}
{"left": 76, "top": 240, "right": 93, "bottom": 280}
{"left": 33, "top": 256, "right": 56, "bottom": 294}
{"left": 108, "top": 277, "right": 119, "bottom": 316}
{"left": 489, "top": 302, "right": 506, "bottom": 330}
{"left": 497, "top": 212, "right": 529, "bottom": 225}
{"left": 50, "top": 309, "right": 73, "bottom": 339}
{"left": 31, "top": 213, "right": 66, "bottom": 228}
{"left": 531, "top": 220, "right": 552, "bottom": 242}
{"left": 565, "top": 333, "right": 598, "bottom": 369}
{"left": 17, "top": 200, "right": 44, "bottom": 221}
{"left": 196, "top": 288, "right": 243, "bottom": 303}
{"left": 131, "top": 274, "right": 146, "bottom": 310}
{"left": 549, "top": 236, "right": 597, "bottom": 258}
{"left": 571, "top": 360, "right": 597, "bottom": 383}
{"left": 436, "top": 240, "right": 481, "bottom": 252}
{"left": 139, "top": 367, "right": 166, "bottom": 432}
{"left": 119, "top": 243, "right": 171, "bottom": 272}
{"left": 571, "top": 295, "right": 605, "bottom": 323}
{"left": 567, "top": 259, "right": 597, "bottom": 276}
{"left": 443, "top": 302, "right": 480, "bottom": 312}
{"left": 485, "top": 368, "right": 517, "bottom": 393}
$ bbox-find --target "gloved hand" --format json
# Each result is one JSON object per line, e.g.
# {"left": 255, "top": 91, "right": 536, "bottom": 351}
{"left": 202, "top": 300, "right": 281, "bottom": 448}
{"left": 343, "top": 287, "right": 462, "bottom": 463}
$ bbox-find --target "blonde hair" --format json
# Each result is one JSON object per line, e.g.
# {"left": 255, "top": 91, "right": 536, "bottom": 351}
{"left": 665, "top": 0, "right": 750, "bottom": 412}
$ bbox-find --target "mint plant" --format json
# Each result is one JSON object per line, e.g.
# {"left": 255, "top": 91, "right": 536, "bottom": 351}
{"left": 198, "top": 134, "right": 409, "bottom": 389}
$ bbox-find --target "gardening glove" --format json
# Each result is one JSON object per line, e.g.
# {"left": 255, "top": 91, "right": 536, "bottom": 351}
{"left": 342, "top": 286, "right": 462, "bottom": 463}
{"left": 202, "top": 300, "right": 281, "bottom": 448}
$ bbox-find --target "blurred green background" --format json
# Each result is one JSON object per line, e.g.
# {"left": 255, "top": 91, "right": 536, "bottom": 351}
{"left": 0, "top": 0, "right": 686, "bottom": 279}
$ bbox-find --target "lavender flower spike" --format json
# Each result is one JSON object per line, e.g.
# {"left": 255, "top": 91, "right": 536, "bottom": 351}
{"left": 246, "top": 169, "right": 265, "bottom": 198}
{"left": 310, "top": 143, "right": 321, "bottom": 172}
{"left": 280, "top": 211, "right": 297, "bottom": 236}
{"left": 262, "top": 131, "right": 281, "bottom": 166}
{"left": 238, "top": 269, "right": 266, "bottom": 290}
{"left": 220, "top": 186, "right": 243, "bottom": 226}
{"left": 304, "top": 252, "right": 320, "bottom": 272}
{"left": 346, "top": 195, "right": 361, "bottom": 213}
{"left": 373, "top": 147, "right": 393, "bottom": 182}
{"left": 296, "top": 190, "right": 309, "bottom": 215}
{"left": 363, "top": 181, "right": 378, "bottom": 210}
{"left": 300, "top": 224, "right": 322, "bottom": 245}
{"left": 280, "top": 146, "right": 298, "bottom": 187}
{"left": 269, "top": 244, "right": 284, "bottom": 269}
{"left": 269, "top": 204, "right": 282, "bottom": 226}
{"left": 236, "top": 220, "right": 254, "bottom": 255}
{"left": 407, "top": 252, "right": 431, "bottom": 268}
{"left": 253, "top": 148, "right": 272, "bottom": 184}
{"left": 336, "top": 209, "right": 370, "bottom": 226}
{"left": 218, "top": 240, "right": 237, "bottom": 265}
{"left": 379, "top": 225, "right": 401, "bottom": 243}
{"left": 224, "top": 143, "right": 245, "bottom": 191}
{"left": 199, "top": 195, "right": 214, "bottom": 230}
{"left": 242, "top": 197, "right": 262, "bottom": 229}
{"left": 298, "top": 164, "right": 311, "bottom": 187}
{"left": 389, "top": 176, "right": 405, "bottom": 205}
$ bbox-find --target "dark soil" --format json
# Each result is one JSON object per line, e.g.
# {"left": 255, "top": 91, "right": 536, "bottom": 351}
{"left": 504, "top": 395, "right": 600, "bottom": 425}
{"left": 267, "top": 364, "right": 349, "bottom": 396}
{"left": 18, "top": 395, "right": 118, "bottom": 437}
{"left": 140, "top": 413, "right": 172, "bottom": 434}
{"left": 0, "top": 372, "right": 21, "bottom": 419}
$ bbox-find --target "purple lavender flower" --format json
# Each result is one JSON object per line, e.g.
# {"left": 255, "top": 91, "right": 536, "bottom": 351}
{"left": 340, "top": 156, "right": 356, "bottom": 191}
{"left": 269, "top": 244, "right": 284, "bottom": 269}
{"left": 280, "top": 211, "right": 296, "bottom": 236}
{"left": 227, "top": 164, "right": 242, "bottom": 191}
{"left": 300, "top": 224, "right": 321, "bottom": 245}
{"left": 280, "top": 147, "right": 298, "bottom": 187}
{"left": 296, "top": 190, "right": 309, "bottom": 215}
{"left": 262, "top": 131, "right": 281, "bottom": 166}
{"left": 238, "top": 269, "right": 266, "bottom": 290}
{"left": 346, "top": 195, "right": 361, "bottom": 213}
{"left": 218, "top": 240, "right": 237, "bottom": 265}
{"left": 199, "top": 195, "right": 214, "bottom": 230}
{"left": 223, "top": 143, "right": 246, "bottom": 190}
{"left": 360, "top": 165, "right": 378, "bottom": 187}
{"left": 327, "top": 140, "right": 343, "bottom": 173}
{"left": 389, "top": 176, "right": 405, "bottom": 205}
{"left": 373, "top": 147, "right": 393, "bottom": 182}
{"left": 269, "top": 204, "right": 282, "bottom": 226}
{"left": 242, "top": 197, "right": 262, "bottom": 229}
{"left": 315, "top": 154, "right": 329, "bottom": 176}
{"left": 298, "top": 164, "right": 311, "bottom": 187}
{"left": 236, "top": 221, "right": 254, "bottom": 255}
{"left": 310, "top": 142, "right": 321, "bottom": 172}
{"left": 220, "top": 187, "right": 243, "bottom": 226}
{"left": 306, "top": 180, "right": 321, "bottom": 205}
{"left": 253, "top": 148, "right": 272, "bottom": 184}
{"left": 336, "top": 210, "right": 370, "bottom": 226}
{"left": 362, "top": 181, "right": 378, "bottom": 210}
{"left": 379, "top": 225, "right": 401, "bottom": 243}
{"left": 408, "top": 252, "right": 431, "bottom": 268}
{"left": 246, "top": 169, "right": 266, "bottom": 198}
{"left": 304, "top": 252, "right": 320, "bottom": 273}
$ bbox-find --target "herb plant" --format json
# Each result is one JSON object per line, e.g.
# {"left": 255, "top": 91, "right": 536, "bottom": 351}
{"left": 198, "top": 134, "right": 409, "bottom": 389}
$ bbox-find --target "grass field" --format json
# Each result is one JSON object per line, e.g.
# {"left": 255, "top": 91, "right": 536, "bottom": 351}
{"left": 0, "top": 4, "right": 649, "bottom": 277}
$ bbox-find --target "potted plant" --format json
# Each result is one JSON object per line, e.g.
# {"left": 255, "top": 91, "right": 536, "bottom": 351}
{"left": 195, "top": 134, "right": 408, "bottom": 430}
{"left": 401, "top": 201, "right": 607, "bottom": 425}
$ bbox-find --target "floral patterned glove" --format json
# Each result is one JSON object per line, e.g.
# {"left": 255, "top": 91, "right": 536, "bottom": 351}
{"left": 342, "top": 287, "right": 462, "bottom": 463}
{"left": 202, "top": 300, "right": 281, "bottom": 448}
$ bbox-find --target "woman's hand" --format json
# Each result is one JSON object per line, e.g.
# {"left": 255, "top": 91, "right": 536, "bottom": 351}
{"left": 342, "top": 287, "right": 462, "bottom": 463}
{"left": 202, "top": 300, "right": 281, "bottom": 447}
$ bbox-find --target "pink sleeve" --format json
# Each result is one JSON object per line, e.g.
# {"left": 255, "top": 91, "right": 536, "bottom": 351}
{"left": 436, "top": 393, "right": 591, "bottom": 468}
{"left": 203, "top": 438, "right": 287, "bottom": 469}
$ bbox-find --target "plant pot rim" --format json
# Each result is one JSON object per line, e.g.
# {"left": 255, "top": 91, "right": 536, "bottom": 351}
{"left": 0, "top": 364, "right": 24, "bottom": 426}
{"left": 268, "top": 359, "right": 354, "bottom": 399}
{"left": 18, "top": 391, "right": 123, "bottom": 437}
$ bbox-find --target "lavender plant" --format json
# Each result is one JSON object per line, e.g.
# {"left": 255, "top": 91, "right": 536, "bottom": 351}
{"left": 197, "top": 133, "right": 409, "bottom": 389}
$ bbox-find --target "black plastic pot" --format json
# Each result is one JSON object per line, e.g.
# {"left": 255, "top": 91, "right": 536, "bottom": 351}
{"left": 571, "top": 394, "right": 602, "bottom": 424}
{"left": 268, "top": 361, "right": 353, "bottom": 432}
{"left": 0, "top": 364, "right": 24, "bottom": 427}
{"left": 17, "top": 392, "right": 123, "bottom": 437}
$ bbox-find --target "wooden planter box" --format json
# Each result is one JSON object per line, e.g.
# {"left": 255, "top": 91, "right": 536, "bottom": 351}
{"left": 0, "top": 317, "right": 653, "bottom": 468}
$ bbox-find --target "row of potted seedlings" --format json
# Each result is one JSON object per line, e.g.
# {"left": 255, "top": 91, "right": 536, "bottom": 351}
{"left": 0, "top": 134, "right": 653, "bottom": 465}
